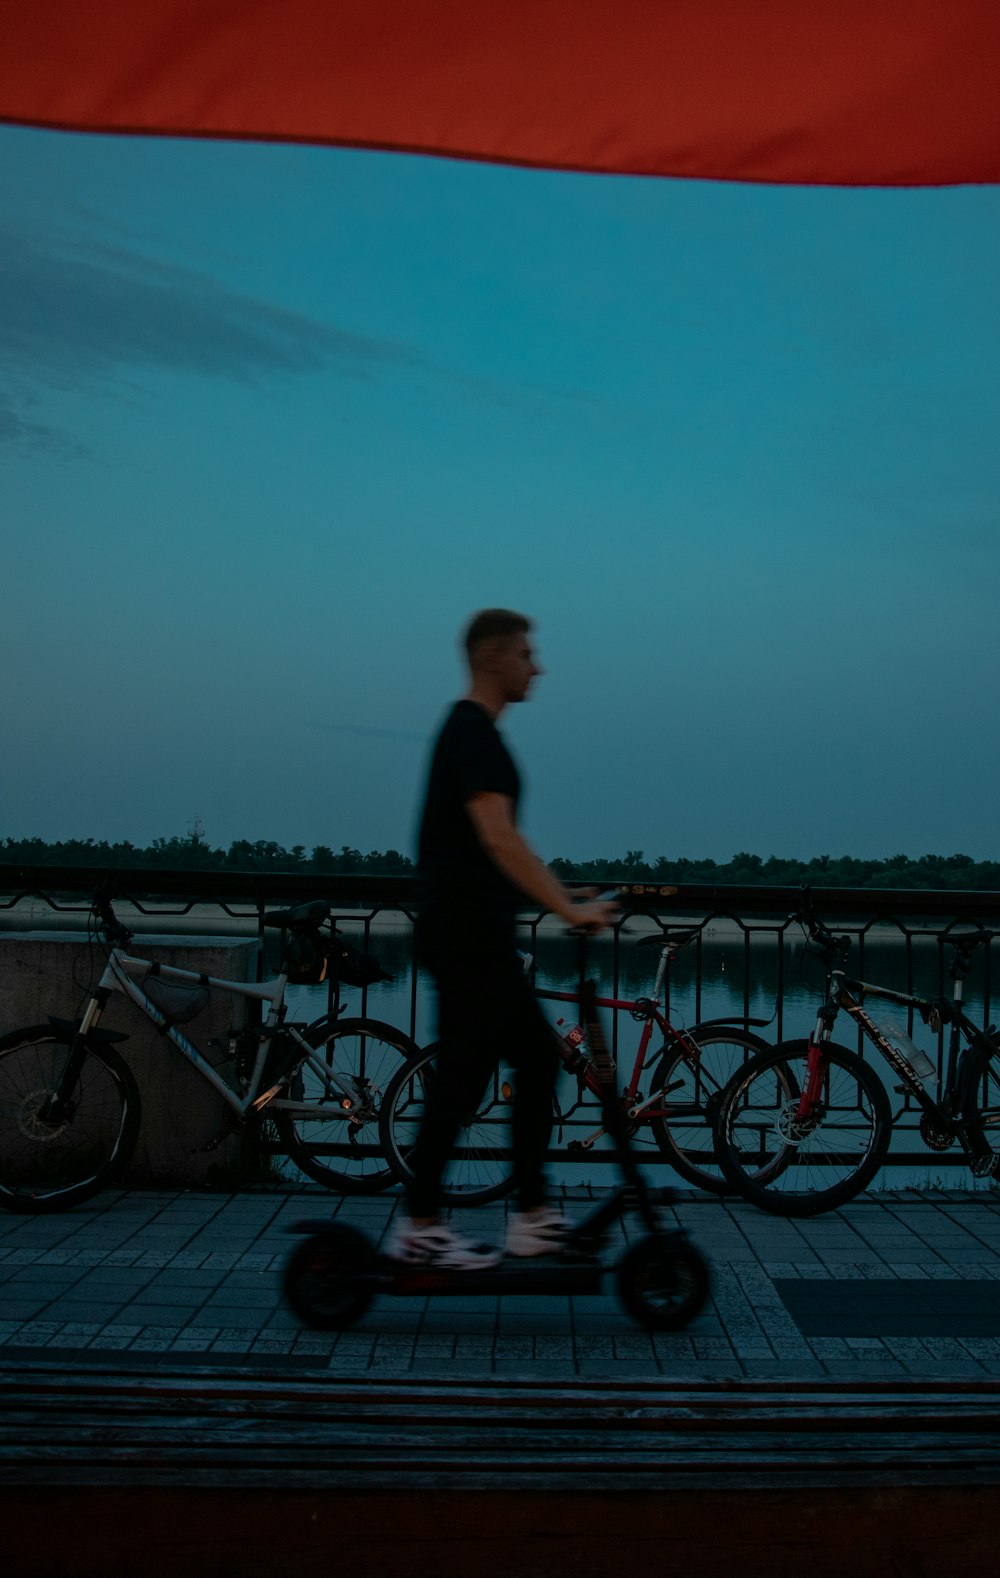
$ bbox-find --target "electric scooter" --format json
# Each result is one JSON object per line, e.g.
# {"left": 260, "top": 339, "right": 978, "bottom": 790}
{"left": 283, "top": 936, "right": 711, "bottom": 1333}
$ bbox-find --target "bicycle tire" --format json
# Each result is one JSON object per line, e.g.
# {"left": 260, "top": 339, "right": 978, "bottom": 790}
{"left": 714, "top": 1038, "right": 892, "bottom": 1216}
{"left": 0, "top": 1025, "right": 140, "bottom": 1213}
{"left": 274, "top": 1017, "right": 419, "bottom": 1193}
{"left": 648, "top": 1026, "right": 770, "bottom": 1194}
{"left": 378, "top": 1042, "right": 518, "bottom": 1205}
{"left": 961, "top": 1035, "right": 1000, "bottom": 1177}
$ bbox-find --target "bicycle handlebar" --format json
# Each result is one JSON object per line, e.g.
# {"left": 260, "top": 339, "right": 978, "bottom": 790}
{"left": 794, "top": 890, "right": 852, "bottom": 959}
{"left": 92, "top": 888, "right": 133, "bottom": 947}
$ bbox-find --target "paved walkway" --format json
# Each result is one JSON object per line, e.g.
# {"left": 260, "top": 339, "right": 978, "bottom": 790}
{"left": 3, "top": 1184, "right": 1000, "bottom": 1379}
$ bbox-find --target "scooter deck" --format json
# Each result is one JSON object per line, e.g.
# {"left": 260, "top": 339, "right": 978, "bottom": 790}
{"left": 375, "top": 1252, "right": 605, "bottom": 1298}
{"left": 289, "top": 1221, "right": 604, "bottom": 1297}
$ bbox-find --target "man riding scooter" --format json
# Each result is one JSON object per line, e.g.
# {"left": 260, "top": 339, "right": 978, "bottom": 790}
{"left": 387, "top": 608, "right": 617, "bottom": 1269}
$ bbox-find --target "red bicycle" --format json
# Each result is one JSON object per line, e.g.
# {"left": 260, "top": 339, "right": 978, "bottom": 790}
{"left": 378, "top": 926, "right": 770, "bottom": 1202}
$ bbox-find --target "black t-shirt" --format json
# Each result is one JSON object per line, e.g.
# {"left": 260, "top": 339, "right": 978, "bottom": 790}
{"left": 416, "top": 700, "right": 523, "bottom": 919}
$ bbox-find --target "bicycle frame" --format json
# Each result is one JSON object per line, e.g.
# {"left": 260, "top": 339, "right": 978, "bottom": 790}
{"left": 61, "top": 947, "right": 363, "bottom": 1123}
{"left": 537, "top": 939, "right": 762, "bottom": 1140}
{"left": 797, "top": 950, "right": 992, "bottom": 1161}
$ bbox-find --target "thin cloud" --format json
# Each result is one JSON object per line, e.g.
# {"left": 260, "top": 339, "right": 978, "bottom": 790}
{"left": 0, "top": 226, "right": 418, "bottom": 389}
{"left": 0, "top": 222, "right": 597, "bottom": 454}
{"left": 0, "top": 393, "right": 85, "bottom": 459}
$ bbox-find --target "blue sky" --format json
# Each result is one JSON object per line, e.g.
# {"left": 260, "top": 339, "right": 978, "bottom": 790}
{"left": 2, "top": 123, "right": 998, "bottom": 862}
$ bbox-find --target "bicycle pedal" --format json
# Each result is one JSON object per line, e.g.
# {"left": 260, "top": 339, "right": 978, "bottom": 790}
{"left": 970, "top": 1152, "right": 999, "bottom": 1179}
{"left": 251, "top": 1082, "right": 283, "bottom": 1112}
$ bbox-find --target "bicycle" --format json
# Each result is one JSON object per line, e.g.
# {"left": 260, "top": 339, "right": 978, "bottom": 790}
{"left": 0, "top": 890, "right": 419, "bottom": 1212}
{"left": 378, "top": 925, "right": 771, "bottom": 1203}
{"left": 711, "top": 905, "right": 1000, "bottom": 1216}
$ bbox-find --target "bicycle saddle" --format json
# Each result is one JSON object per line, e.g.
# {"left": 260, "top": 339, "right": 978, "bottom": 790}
{"left": 262, "top": 900, "right": 331, "bottom": 929}
{"left": 942, "top": 929, "right": 995, "bottom": 952}
{"left": 635, "top": 928, "right": 701, "bottom": 948}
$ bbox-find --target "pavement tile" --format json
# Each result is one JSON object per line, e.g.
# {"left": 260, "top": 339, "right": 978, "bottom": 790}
{"left": 651, "top": 1332, "right": 698, "bottom": 1360}
{"left": 957, "top": 1338, "right": 1000, "bottom": 1363}
{"left": 5, "top": 1265, "right": 83, "bottom": 1285}
{"left": 259, "top": 1309, "right": 310, "bottom": 1332}
{"left": 6, "top": 1186, "right": 1000, "bottom": 1380}
{"left": 876, "top": 1338, "right": 933, "bottom": 1363}
{"left": 116, "top": 1305, "right": 204, "bottom": 1327}
{"left": 920, "top": 1336, "right": 986, "bottom": 1366}
{"left": 198, "top": 1289, "right": 278, "bottom": 1311}
{"left": 14, "top": 1323, "right": 66, "bottom": 1346}
{"left": 421, "top": 1310, "right": 495, "bottom": 1333}
{"left": 332, "top": 1333, "right": 376, "bottom": 1356}
{"left": 451, "top": 1338, "right": 495, "bottom": 1363}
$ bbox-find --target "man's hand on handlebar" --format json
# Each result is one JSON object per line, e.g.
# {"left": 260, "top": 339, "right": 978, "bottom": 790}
{"left": 565, "top": 891, "right": 619, "bottom": 935}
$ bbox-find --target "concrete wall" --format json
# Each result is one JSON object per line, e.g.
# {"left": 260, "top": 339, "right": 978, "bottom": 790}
{"left": 0, "top": 934, "right": 260, "bottom": 1187}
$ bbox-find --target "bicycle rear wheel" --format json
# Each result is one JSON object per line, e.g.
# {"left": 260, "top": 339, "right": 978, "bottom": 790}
{"left": 648, "top": 1026, "right": 769, "bottom": 1194}
{"left": 0, "top": 1026, "right": 140, "bottom": 1213}
{"left": 961, "top": 1035, "right": 1000, "bottom": 1177}
{"left": 274, "top": 1017, "right": 418, "bottom": 1193}
{"left": 379, "top": 1043, "right": 518, "bottom": 1205}
{"left": 714, "top": 1039, "right": 892, "bottom": 1216}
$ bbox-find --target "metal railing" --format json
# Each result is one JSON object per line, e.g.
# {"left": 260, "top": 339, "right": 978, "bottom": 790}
{"left": 3, "top": 864, "right": 1000, "bottom": 1173}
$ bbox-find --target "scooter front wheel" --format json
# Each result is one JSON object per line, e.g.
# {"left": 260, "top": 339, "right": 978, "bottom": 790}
{"left": 284, "top": 1223, "right": 378, "bottom": 1330}
{"left": 616, "top": 1233, "right": 710, "bottom": 1331}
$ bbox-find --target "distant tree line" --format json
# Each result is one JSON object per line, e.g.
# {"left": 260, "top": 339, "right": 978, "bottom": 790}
{"left": 2, "top": 836, "right": 999, "bottom": 890}
{"left": 549, "top": 850, "right": 1000, "bottom": 890}
{"left": 0, "top": 834, "right": 413, "bottom": 876}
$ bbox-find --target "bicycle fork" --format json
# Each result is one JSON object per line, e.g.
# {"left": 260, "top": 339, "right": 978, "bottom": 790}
{"left": 40, "top": 992, "right": 117, "bottom": 1124}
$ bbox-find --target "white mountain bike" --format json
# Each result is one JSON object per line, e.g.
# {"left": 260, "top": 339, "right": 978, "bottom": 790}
{"left": 0, "top": 889, "right": 418, "bottom": 1212}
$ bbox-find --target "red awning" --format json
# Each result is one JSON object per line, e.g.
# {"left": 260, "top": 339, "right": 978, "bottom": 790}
{"left": 2, "top": 0, "right": 999, "bottom": 186}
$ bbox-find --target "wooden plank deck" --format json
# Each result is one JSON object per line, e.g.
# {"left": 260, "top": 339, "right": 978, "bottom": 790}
{"left": 5, "top": 1360, "right": 1000, "bottom": 1488}
{"left": 4, "top": 1359, "right": 999, "bottom": 1575}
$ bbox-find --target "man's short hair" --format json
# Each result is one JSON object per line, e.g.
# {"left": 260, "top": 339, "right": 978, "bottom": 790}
{"left": 463, "top": 608, "right": 533, "bottom": 663}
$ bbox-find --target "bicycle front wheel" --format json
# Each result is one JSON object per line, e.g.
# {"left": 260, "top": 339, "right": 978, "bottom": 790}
{"left": 714, "top": 1039, "right": 892, "bottom": 1216}
{"left": 274, "top": 1018, "right": 419, "bottom": 1193}
{"left": 379, "top": 1043, "right": 518, "bottom": 1205}
{"left": 649, "top": 1026, "right": 769, "bottom": 1194}
{"left": 0, "top": 1026, "right": 140, "bottom": 1213}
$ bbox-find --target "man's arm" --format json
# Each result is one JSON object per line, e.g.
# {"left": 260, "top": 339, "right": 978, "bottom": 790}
{"left": 466, "top": 792, "right": 616, "bottom": 933}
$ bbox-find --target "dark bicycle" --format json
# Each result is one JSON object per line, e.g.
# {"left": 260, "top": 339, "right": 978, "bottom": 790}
{"left": 712, "top": 905, "right": 1000, "bottom": 1215}
{"left": 378, "top": 925, "right": 771, "bottom": 1202}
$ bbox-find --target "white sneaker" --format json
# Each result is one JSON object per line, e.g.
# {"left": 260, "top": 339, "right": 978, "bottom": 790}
{"left": 505, "top": 1207, "right": 574, "bottom": 1258}
{"left": 386, "top": 1219, "right": 502, "bottom": 1270}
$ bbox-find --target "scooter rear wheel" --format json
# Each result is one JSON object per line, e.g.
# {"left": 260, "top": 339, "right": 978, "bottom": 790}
{"left": 284, "top": 1223, "right": 378, "bottom": 1330}
{"left": 616, "top": 1233, "right": 710, "bottom": 1330}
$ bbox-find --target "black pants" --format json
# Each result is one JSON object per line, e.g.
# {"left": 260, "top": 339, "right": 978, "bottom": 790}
{"left": 407, "top": 914, "right": 560, "bottom": 1219}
